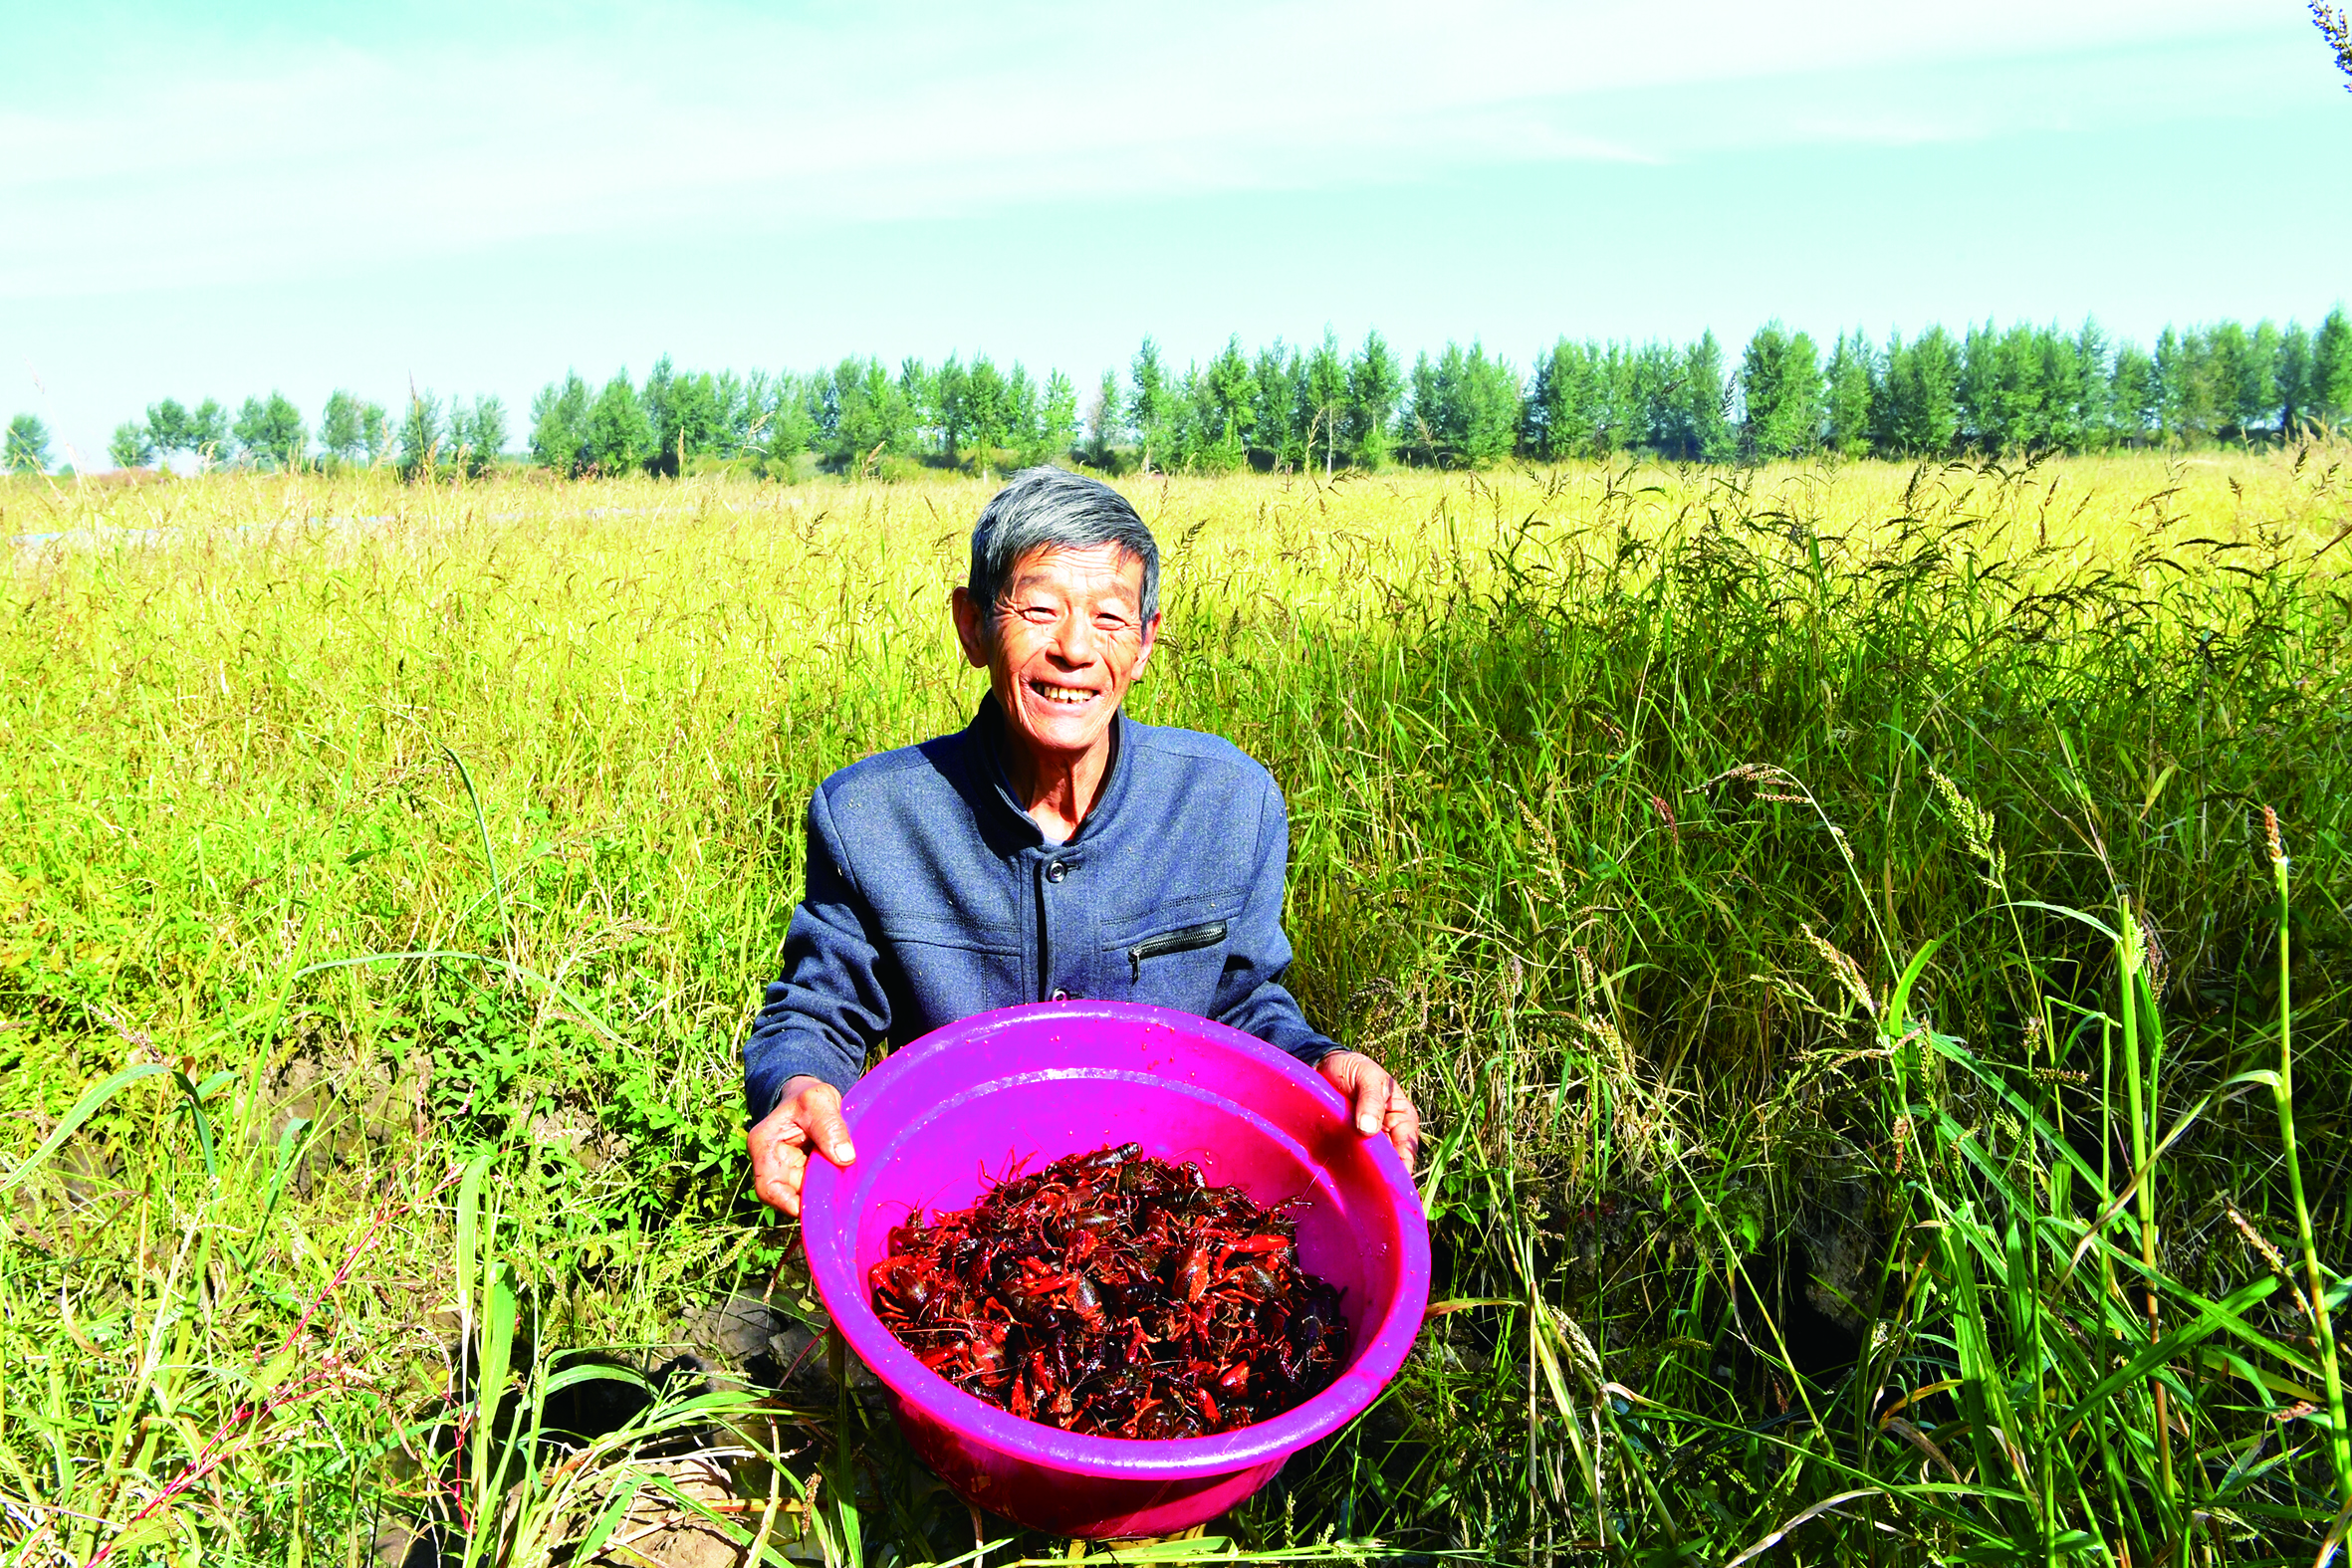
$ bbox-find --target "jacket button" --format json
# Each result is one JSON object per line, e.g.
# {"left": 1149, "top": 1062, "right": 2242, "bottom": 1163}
{"left": 1052, "top": 988, "right": 1070, "bottom": 1002}
{"left": 1046, "top": 861, "right": 1067, "bottom": 882}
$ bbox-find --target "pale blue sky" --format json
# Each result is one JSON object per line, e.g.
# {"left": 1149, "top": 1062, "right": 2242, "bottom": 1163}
{"left": 3, "top": 0, "right": 2346, "bottom": 468}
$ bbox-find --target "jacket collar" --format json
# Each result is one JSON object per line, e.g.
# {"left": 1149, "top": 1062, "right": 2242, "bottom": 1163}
{"left": 971, "top": 692, "right": 1132, "bottom": 849}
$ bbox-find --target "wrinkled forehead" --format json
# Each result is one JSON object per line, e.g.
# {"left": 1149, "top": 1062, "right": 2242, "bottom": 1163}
{"left": 999, "top": 542, "right": 1148, "bottom": 605}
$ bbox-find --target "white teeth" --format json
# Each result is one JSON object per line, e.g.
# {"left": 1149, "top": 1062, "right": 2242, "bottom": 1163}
{"left": 1032, "top": 684, "right": 1092, "bottom": 706}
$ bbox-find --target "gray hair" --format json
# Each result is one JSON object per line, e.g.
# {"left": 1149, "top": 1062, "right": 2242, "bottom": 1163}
{"left": 967, "top": 467, "right": 1160, "bottom": 630}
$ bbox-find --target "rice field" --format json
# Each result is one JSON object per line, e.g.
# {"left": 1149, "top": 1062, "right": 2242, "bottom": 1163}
{"left": 2, "top": 447, "right": 2349, "bottom": 1564}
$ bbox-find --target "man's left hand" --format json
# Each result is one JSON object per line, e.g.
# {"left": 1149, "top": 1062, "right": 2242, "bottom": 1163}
{"left": 1316, "top": 1050, "right": 1420, "bottom": 1168}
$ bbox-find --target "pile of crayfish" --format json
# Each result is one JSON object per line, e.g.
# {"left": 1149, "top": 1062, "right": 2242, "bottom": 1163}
{"left": 868, "top": 1142, "right": 1346, "bottom": 1438}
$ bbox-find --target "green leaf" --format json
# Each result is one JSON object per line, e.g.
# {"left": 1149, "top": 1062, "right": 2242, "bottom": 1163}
{"left": 2057, "top": 1278, "right": 2275, "bottom": 1429}
{"left": 0, "top": 1062, "right": 169, "bottom": 1197}
{"left": 575, "top": 1470, "right": 646, "bottom": 1558}
{"left": 1884, "top": 934, "right": 1943, "bottom": 1035}
{"left": 467, "top": 1258, "right": 521, "bottom": 1541}
{"left": 540, "top": 1362, "right": 655, "bottom": 1401}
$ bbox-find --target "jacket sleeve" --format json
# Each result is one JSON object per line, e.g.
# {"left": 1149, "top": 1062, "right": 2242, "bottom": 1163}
{"left": 1210, "top": 772, "right": 1340, "bottom": 1067}
{"left": 742, "top": 784, "right": 891, "bottom": 1119}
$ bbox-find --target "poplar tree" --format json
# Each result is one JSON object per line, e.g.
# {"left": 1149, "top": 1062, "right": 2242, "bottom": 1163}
{"left": 449, "top": 395, "right": 508, "bottom": 477}
{"left": 1411, "top": 341, "right": 1519, "bottom": 466}
{"left": 964, "top": 356, "right": 1011, "bottom": 467}
{"left": 1520, "top": 341, "right": 1565, "bottom": 460}
{"left": 1303, "top": 331, "right": 1346, "bottom": 477}
{"left": 1198, "top": 336, "right": 1253, "bottom": 472}
{"left": 1345, "top": 331, "right": 1402, "bottom": 470}
{"left": 649, "top": 366, "right": 735, "bottom": 474}
{"left": 397, "top": 392, "right": 442, "bottom": 480}
{"left": 2154, "top": 327, "right": 2216, "bottom": 443}
{"left": 586, "top": 372, "right": 651, "bottom": 475}
{"left": 935, "top": 356, "right": 970, "bottom": 466}
{"left": 2310, "top": 306, "right": 2352, "bottom": 422}
{"left": 758, "top": 374, "right": 819, "bottom": 470}
{"left": 232, "top": 392, "right": 307, "bottom": 470}
{"left": 895, "top": 360, "right": 936, "bottom": 455}
{"left": 1523, "top": 339, "right": 1600, "bottom": 460}
{"left": 5, "top": 414, "right": 52, "bottom": 474}
{"left": 145, "top": 399, "right": 196, "bottom": 458}
{"left": 1128, "top": 339, "right": 1171, "bottom": 474}
{"left": 641, "top": 356, "right": 678, "bottom": 468}
{"left": 1004, "top": 363, "right": 1043, "bottom": 466}
{"left": 2277, "top": 324, "right": 2315, "bottom": 433}
{"left": 531, "top": 373, "right": 593, "bottom": 476}
{"left": 1822, "top": 333, "right": 1875, "bottom": 457}
{"left": 1251, "top": 341, "right": 1301, "bottom": 470}
{"left": 1740, "top": 323, "right": 1823, "bottom": 459}
{"left": 2031, "top": 328, "right": 2082, "bottom": 454}
{"left": 1878, "top": 329, "right": 1961, "bottom": 456}
{"left": 124, "top": 394, "right": 220, "bottom": 464}
{"left": 109, "top": 422, "right": 154, "bottom": 470}
{"left": 2109, "top": 342, "right": 2158, "bottom": 445}
{"left": 2204, "top": 322, "right": 2255, "bottom": 440}
{"left": 1594, "top": 343, "right": 1649, "bottom": 456}
{"left": 1083, "top": 370, "right": 1121, "bottom": 468}
{"left": 1623, "top": 342, "right": 1675, "bottom": 456}
{"left": 188, "top": 399, "right": 230, "bottom": 466}
{"left": 319, "top": 390, "right": 367, "bottom": 465}
{"left": 2240, "top": 322, "right": 2283, "bottom": 440}
{"left": 1041, "top": 370, "right": 1078, "bottom": 464}
{"left": 2067, "top": 321, "right": 2114, "bottom": 450}
{"left": 1668, "top": 334, "right": 1734, "bottom": 463}
{"left": 1959, "top": 324, "right": 2045, "bottom": 454}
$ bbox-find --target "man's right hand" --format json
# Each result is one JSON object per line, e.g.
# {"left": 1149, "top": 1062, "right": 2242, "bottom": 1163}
{"left": 748, "top": 1075, "right": 856, "bottom": 1217}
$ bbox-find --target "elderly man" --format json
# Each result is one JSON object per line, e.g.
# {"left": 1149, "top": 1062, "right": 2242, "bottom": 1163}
{"left": 745, "top": 467, "right": 1420, "bottom": 1216}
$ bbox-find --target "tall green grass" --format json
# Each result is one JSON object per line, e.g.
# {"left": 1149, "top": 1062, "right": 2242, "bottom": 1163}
{"left": 2, "top": 450, "right": 2348, "bottom": 1563}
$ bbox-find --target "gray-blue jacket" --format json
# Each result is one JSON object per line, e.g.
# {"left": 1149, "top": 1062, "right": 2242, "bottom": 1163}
{"left": 742, "top": 696, "right": 1339, "bottom": 1119}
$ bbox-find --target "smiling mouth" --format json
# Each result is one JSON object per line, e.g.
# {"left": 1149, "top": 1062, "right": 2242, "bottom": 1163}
{"left": 1028, "top": 680, "right": 1097, "bottom": 708}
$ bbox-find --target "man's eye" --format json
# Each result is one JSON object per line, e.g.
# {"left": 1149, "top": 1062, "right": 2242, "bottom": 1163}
{"left": 1022, "top": 605, "right": 1057, "bottom": 623}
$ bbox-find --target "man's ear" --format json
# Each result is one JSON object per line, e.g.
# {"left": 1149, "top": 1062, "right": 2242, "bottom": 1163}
{"left": 950, "top": 586, "right": 991, "bottom": 670}
{"left": 1130, "top": 611, "right": 1163, "bottom": 676}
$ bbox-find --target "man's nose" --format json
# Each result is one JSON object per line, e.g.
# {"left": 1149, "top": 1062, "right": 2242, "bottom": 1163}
{"left": 1053, "top": 612, "right": 1099, "bottom": 664}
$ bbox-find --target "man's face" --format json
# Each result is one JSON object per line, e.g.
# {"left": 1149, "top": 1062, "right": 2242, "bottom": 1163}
{"left": 953, "top": 544, "right": 1158, "bottom": 764}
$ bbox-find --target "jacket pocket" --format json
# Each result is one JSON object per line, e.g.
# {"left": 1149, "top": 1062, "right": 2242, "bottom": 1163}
{"left": 1126, "top": 920, "right": 1227, "bottom": 983}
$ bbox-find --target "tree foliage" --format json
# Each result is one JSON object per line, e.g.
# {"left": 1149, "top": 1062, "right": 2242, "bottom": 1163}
{"left": 1740, "top": 323, "right": 1822, "bottom": 461}
{"left": 232, "top": 392, "right": 307, "bottom": 470}
{"left": 319, "top": 390, "right": 368, "bottom": 465}
{"left": 586, "top": 374, "right": 651, "bottom": 477}
{"left": 531, "top": 373, "right": 593, "bottom": 477}
{"left": 396, "top": 393, "right": 441, "bottom": 481}
{"left": 2317, "top": 1, "right": 2352, "bottom": 87}
{"left": 4, "top": 414, "right": 51, "bottom": 475}
{"left": 108, "top": 421, "right": 154, "bottom": 471}
{"left": 447, "top": 396, "right": 507, "bottom": 478}
{"left": 101, "top": 303, "right": 2352, "bottom": 482}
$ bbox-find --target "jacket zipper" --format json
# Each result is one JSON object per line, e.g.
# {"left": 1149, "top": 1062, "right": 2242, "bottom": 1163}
{"left": 1127, "top": 920, "right": 1228, "bottom": 983}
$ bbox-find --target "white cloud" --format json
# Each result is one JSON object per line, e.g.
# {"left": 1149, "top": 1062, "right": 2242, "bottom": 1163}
{"left": 0, "top": 0, "right": 2299, "bottom": 299}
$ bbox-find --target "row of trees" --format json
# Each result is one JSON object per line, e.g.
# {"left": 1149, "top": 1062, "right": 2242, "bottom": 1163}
{"left": 15, "top": 307, "right": 2348, "bottom": 480}
{"left": 88, "top": 390, "right": 508, "bottom": 476}
{"left": 525, "top": 355, "right": 1083, "bottom": 478}
{"left": 1691, "top": 315, "right": 2352, "bottom": 463}
{"left": 520, "top": 310, "right": 2352, "bottom": 478}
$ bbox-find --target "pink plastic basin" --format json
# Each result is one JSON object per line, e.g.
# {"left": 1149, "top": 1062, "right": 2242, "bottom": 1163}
{"left": 800, "top": 1001, "right": 1431, "bottom": 1539}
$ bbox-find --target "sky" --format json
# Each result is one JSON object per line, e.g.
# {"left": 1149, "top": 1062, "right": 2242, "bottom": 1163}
{"left": 2, "top": 0, "right": 2348, "bottom": 469}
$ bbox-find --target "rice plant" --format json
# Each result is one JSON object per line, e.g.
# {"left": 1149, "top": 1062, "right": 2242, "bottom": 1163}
{"left": 2, "top": 446, "right": 2346, "bottom": 1562}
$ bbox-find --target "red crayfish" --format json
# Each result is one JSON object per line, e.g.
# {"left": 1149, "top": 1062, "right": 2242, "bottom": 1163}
{"left": 867, "top": 1142, "right": 1347, "bottom": 1438}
